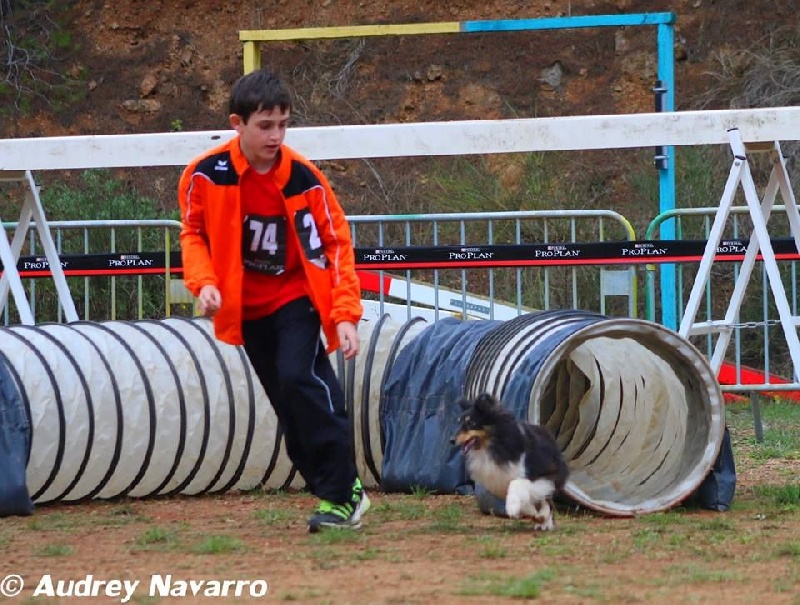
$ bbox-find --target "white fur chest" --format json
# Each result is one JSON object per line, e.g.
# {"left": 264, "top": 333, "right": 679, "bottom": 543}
{"left": 466, "top": 450, "right": 525, "bottom": 498}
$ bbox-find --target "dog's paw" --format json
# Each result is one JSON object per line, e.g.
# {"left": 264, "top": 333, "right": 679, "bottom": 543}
{"left": 531, "top": 500, "right": 555, "bottom": 530}
{"left": 505, "top": 494, "right": 523, "bottom": 519}
{"left": 506, "top": 479, "right": 530, "bottom": 519}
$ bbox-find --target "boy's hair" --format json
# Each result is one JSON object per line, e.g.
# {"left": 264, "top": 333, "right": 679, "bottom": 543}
{"left": 229, "top": 69, "right": 293, "bottom": 122}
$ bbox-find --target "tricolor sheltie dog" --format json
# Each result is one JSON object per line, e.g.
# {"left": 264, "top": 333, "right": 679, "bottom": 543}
{"left": 452, "top": 393, "right": 569, "bottom": 530}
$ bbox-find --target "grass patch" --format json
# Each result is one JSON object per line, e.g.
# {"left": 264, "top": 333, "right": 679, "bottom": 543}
{"left": 133, "top": 526, "right": 181, "bottom": 551}
{"left": 129, "top": 595, "right": 161, "bottom": 604}
{"left": 27, "top": 512, "right": 80, "bottom": 532}
{"left": 427, "top": 504, "right": 464, "bottom": 532}
{"left": 353, "top": 546, "right": 382, "bottom": 560}
{"left": 459, "top": 569, "right": 557, "bottom": 598}
{"left": 254, "top": 508, "right": 296, "bottom": 525}
{"left": 246, "top": 487, "right": 296, "bottom": 500}
{"left": 775, "top": 541, "right": 800, "bottom": 558}
{"left": 96, "top": 503, "right": 151, "bottom": 526}
{"left": 25, "top": 504, "right": 150, "bottom": 532}
{"left": 695, "top": 517, "right": 735, "bottom": 532}
{"left": 632, "top": 526, "right": 666, "bottom": 549}
{"left": 308, "top": 530, "right": 364, "bottom": 546}
{"left": 370, "top": 499, "right": 427, "bottom": 521}
{"left": 191, "top": 535, "right": 246, "bottom": 555}
{"left": 410, "top": 485, "right": 434, "bottom": 499}
{"left": 278, "top": 588, "right": 327, "bottom": 601}
{"left": 727, "top": 401, "right": 800, "bottom": 461}
{"left": 639, "top": 511, "right": 693, "bottom": 528}
{"left": 753, "top": 483, "right": 800, "bottom": 509}
{"left": 308, "top": 546, "right": 343, "bottom": 570}
{"left": 467, "top": 534, "right": 509, "bottom": 559}
{"left": 479, "top": 543, "right": 508, "bottom": 559}
{"left": 665, "top": 563, "right": 743, "bottom": 584}
{"left": 34, "top": 543, "right": 73, "bottom": 557}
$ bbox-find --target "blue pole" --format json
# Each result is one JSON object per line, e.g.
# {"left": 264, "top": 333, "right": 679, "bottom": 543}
{"left": 462, "top": 13, "right": 675, "bottom": 32}
{"left": 657, "top": 19, "right": 677, "bottom": 329}
{"left": 462, "top": 13, "right": 679, "bottom": 327}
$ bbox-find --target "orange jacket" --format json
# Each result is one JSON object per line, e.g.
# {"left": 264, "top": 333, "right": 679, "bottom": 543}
{"left": 178, "top": 137, "right": 362, "bottom": 351}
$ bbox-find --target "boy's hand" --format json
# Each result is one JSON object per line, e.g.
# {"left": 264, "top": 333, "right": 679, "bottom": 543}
{"left": 336, "top": 321, "right": 360, "bottom": 360}
{"left": 198, "top": 284, "right": 222, "bottom": 317}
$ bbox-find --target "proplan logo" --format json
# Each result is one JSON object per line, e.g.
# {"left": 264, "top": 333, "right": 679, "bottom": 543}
{"left": 214, "top": 160, "right": 229, "bottom": 171}
{"left": 533, "top": 244, "right": 578, "bottom": 258}
{"left": 621, "top": 243, "right": 667, "bottom": 257}
{"left": 362, "top": 248, "right": 407, "bottom": 262}
{"left": 109, "top": 254, "right": 154, "bottom": 268}
{"left": 718, "top": 240, "right": 746, "bottom": 254}
{"left": 22, "top": 257, "right": 67, "bottom": 270}
{"left": 448, "top": 247, "right": 494, "bottom": 260}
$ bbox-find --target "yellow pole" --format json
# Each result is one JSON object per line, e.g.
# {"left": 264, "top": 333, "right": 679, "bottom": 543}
{"left": 242, "top": 40, "right": 260, "bottom": 74}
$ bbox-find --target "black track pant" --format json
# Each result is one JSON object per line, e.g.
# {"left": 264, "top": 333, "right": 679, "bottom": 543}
{"left": 242, "top": 296, "right": 356, "bottom": 505}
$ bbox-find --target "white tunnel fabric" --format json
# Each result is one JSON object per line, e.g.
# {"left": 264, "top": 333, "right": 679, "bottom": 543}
{"left": 1, "top": 310, "right": 723, "bottom": 517}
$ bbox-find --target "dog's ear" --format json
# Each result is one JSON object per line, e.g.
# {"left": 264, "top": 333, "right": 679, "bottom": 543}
{"left": 457, "top": 397, "right": 472, "bottom": 411}
{"left": 475, "top": 393, "right": 498, "bottom": 413}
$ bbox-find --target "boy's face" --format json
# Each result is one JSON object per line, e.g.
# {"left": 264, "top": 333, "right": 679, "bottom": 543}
{"left": 230, "top": 105, "right": 290, "bottom": 172}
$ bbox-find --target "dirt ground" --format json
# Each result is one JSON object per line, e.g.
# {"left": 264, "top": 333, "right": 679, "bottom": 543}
{"left": 1, "top": 435, "right": 798, "bottom": 605}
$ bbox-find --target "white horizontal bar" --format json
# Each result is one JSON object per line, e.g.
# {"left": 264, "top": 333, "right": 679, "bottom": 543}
{"left": 2, "top": 107, "right": 800, "bottom": 171}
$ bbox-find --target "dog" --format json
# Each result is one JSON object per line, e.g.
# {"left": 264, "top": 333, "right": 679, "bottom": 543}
{"left": 452, "top": 393, "right": 569, "bottom": 530}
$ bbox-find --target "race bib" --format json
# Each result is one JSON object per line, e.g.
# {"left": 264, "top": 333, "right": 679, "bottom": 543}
{"left": 294, "top": 208, "right": 327, "bottom": 269}
{"left": 242, "top": 214, "right": 287, "bottom": 274}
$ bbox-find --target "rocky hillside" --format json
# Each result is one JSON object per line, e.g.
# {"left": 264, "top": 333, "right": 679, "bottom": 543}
{"left": 3, "top": 0, "right": 796, "bottom": 217}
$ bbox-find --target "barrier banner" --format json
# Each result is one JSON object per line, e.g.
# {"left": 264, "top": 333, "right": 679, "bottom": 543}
{"left": 3, "top": 239, "right": 800, "bottom": 277}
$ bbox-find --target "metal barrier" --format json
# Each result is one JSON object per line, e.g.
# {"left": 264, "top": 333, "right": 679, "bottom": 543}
{"left": 645, "top": 205, "right": 800, "bottom": 396}
{"left": 0, "top": 219, "right": 187, "bottom": 324}
{"left": 1, "top": 210, "right": 638, "bottom": 325}
{"left": 349, "top": 209, "right": 637, "bottom": 320}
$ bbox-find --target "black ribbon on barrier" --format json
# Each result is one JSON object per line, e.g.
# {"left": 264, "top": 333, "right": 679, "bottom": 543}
{"left": 0, "top": 252, "right": 184, "bottom": 277}
{"left": 353, "top": 238, "right": 800, "bottom": 270}
{"left": 2, "top": 239, "right": 800, "bottom": 277}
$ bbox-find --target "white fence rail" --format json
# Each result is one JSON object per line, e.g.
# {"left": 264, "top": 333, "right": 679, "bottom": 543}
{"left": 2, "top": 108, "right": 800, "bottom": 170}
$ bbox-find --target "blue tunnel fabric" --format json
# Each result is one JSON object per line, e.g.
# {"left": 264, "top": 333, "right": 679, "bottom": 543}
{"left": 380, "top": 309, "right": 733, "bottom": 514}
{"left": 380, "top": 317, "right": 500, "bottom": 493}
{"left": 381, "top": 310, "right": 607, "bottom": 495}
{"left": 467, "top": 310, "right": 606, "bottom": 418}
{"left": 0, "top": 357, "right": 34, "bottom": 517}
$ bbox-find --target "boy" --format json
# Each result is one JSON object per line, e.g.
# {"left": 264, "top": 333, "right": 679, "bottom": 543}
{"left": 178, "top": 69, "right": 369, "bottom": 532}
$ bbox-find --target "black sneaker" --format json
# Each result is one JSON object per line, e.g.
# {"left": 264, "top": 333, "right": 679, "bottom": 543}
{"left": 307, "top": 479, "right": 371, "bottom": 533}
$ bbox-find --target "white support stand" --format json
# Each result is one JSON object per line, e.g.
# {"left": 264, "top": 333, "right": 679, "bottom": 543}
{"left": 678, "top": 128, "right": 800, "bottom": 379}
{"left": 0, "top": 170, "right": 78, "bottom": 324}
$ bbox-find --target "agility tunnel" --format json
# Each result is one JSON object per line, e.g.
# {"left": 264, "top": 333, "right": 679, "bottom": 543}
{"left": 0, "top": 310, "right": 724, "bottom": 517}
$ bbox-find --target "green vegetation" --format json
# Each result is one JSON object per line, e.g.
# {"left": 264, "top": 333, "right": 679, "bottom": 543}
{"left": 0, "top": 0, "right": 81, "bottom": 112}
{"left": 727, "top": 399, "right": 800, "bottom": 464}
{"left": 410, "top": 485, "right": 434, "bottom": 499}
{"left": 459, "top": 569, "right": 557, "bottom": 598}
{"left": 1, "top": 169, "right": 180, "bottom": 323}
{"left": 191, "top": 535, "right": 246, "bottom": 555}
{"left": 134, "top": 526, "right": 181, "bottom": 551}
{"left": 253, "top": 507, "right": 296, "bottom": 525}
{"left": 33, "top": 543, "right": 73, "bottom": 557}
